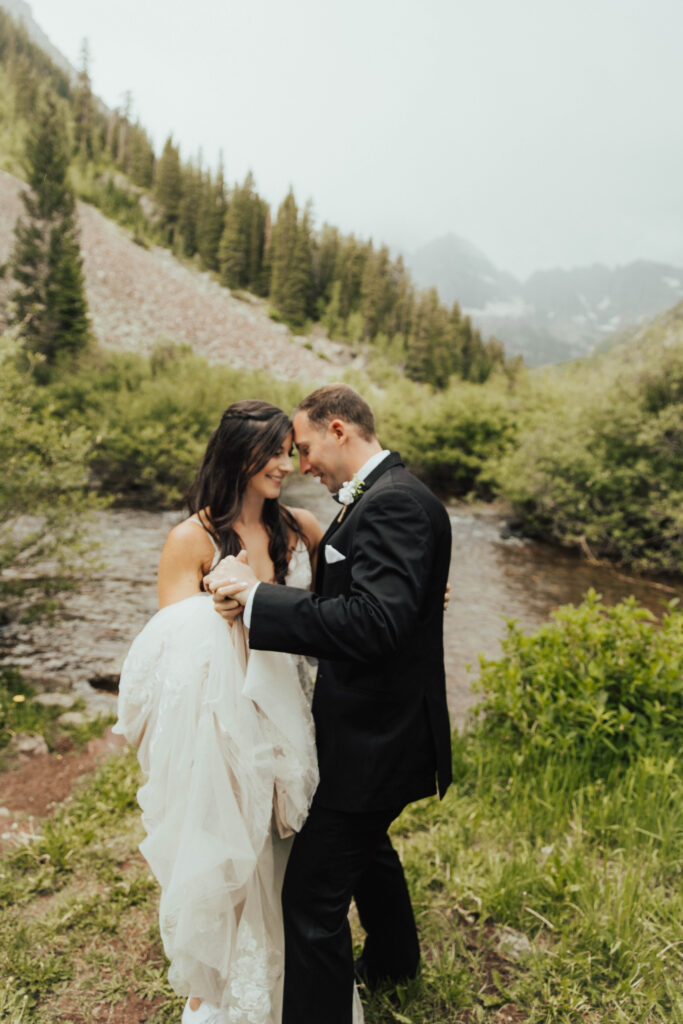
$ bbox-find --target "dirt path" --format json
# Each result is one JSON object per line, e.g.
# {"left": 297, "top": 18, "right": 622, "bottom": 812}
{"left": 0, "top": 726, "right": 128, "bottom": 855}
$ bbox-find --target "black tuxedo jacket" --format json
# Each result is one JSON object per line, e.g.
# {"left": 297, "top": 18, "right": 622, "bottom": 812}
{"left": 249, "top": 452, "right": 453, "bottom": 812}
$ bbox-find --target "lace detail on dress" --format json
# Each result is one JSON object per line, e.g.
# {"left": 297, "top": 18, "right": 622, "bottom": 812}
{"left": 286, "top": 538, "right": 316, "bottom": 703}
{"left": 285, "top": 537, "right": 312, "bottom": 590}
{"left": 226, "top": 920, "right": 282, "bottom": 1023}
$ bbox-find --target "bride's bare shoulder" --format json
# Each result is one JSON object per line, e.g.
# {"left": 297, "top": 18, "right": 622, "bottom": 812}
{"left": 160, "top": 515, "right": 215, "bottom": 566}
{"left": 157, "top": 515, "right": 217, "bottom": 608}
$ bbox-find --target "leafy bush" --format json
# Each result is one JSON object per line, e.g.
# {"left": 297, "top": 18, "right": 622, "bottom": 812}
{"left": 495, "top": 336, "right": 683, "bottom": 572}
{"left": 49, "top": 343, "right": 305, "bottom": 507}
{"left": 473, "top": 590, "right": 683, "bottom": 772}
{"left": 0, "top": 336, "right": 102, "bottom": 620}
{"left": 374, "top": 375, "right": 517, "bottom": 498}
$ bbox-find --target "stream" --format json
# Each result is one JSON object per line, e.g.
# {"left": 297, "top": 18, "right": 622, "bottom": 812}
{"left": 2, "top": 477, "right": 680, "bottom": 728}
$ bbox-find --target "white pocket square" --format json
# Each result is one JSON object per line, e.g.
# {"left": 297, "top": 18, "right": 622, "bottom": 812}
{"left": 325, "top": 544, "right": 346, "bottom": 564}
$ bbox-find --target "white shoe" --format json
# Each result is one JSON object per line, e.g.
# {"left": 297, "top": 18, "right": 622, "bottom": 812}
{"left": 181, "top": 998, "right": 229, "bottom": 1024}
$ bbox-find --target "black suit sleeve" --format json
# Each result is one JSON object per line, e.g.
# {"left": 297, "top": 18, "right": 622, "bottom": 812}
{"left": 249, "top": 487, "right": 434, "bottom": 662}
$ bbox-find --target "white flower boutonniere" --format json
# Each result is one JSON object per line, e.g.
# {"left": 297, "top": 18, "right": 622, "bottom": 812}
{"left": 337, "top": 473, "right": 365, "bottom": 521}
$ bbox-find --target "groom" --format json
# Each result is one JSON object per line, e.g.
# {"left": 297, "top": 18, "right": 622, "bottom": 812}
{"left": 211, "top": 384, "right": 452, "bottom": 1024}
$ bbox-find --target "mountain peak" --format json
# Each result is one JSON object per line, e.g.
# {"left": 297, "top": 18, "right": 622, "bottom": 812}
{"left": 408, "top": 231, "right": 683, "bottom": 366}
{"left": 409, "top": 233, "right": 520, "bottom": 311}
{"left": 413, "top": 232, "right": 502, "bottom": 276}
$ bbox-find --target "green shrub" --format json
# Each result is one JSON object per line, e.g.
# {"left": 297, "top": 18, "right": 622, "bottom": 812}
{"left": 49, "top": 343, "right": 305, "bottom": 507}
{"left": 374, "top": 375, "right": 516, "bottom": 498}
{"left": 473, "top": 590, "right": 683, "bottom": 773}
{"left": 0, "top": 336, "right": 102, "bottom": 620}
{"left": 495, "top": 338, "right": 683, "bottom": 572}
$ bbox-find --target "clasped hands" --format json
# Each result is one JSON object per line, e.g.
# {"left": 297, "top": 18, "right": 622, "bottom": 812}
{"left": 205, "top": 550, "right": 452, "bottom": 625}
{"left": 204, "top": 550, "right": 258, "bottom": 624}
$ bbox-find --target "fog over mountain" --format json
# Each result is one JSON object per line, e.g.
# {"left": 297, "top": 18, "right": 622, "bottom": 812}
{"left": 408, "top": 235, "right": 683, "bottom": 366}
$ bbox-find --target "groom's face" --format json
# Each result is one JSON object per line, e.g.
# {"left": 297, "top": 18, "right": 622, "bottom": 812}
{"left": 292, "top": 411, "right": 348, "bottom": 494}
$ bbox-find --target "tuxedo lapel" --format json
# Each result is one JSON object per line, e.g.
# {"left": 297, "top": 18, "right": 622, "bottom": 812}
{"left": 358, "top": 450, "right": 403, "bottom": 491}
{"left": 314, "top": 452, "right": 404, "bottom": 593}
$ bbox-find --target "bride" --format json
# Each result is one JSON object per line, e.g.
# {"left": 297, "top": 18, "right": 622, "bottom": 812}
{"left": 114, "top": 400, "right": 364, "bottom": 1024}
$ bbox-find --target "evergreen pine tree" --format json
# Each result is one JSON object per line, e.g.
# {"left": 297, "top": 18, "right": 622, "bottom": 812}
{"left": 245, "top": 174, "right": 268, "bottom": 291}
{"left": 268, "top": 194, "right": 314, "bottom": 329}
{"left": 155, "top": 136, "right": 183, "bottom": 245}
{"left": 360, "top": 244, "right": 393, "bottom": 340}
{"left": 269, "top": 189, "right": 302, "bottom": 324}
{"left": 128, "top": 122, "right": 155, "bottom": 188}
{"left": 178, "top": 156, "right": 203, "bottom": 257}
{"left": 405, "top": 289, "right": 447, "bottom": 386}
{"left": 390, "top": 256, "right": 414, "bottom": 340}
{"left": 116, "top": 91, "right": 133, "bottom": 170}
{"left": 10, "top": 92, "right": 90, "bottom": 378}
{"left": 218, "top": 186, "right": 247, "bottom": 288}
{"left": 313, "top": 224, "right": 340, "bottom": 316}
{"left": 219, "top": 173, "right": 270, "bottom": 292}
{"left": 293, "top": 201, "right": 315, "bottom": 323}
{"left": 73, "top": 38, "right": 94, "bottom": 160}
{"left": 105, "top": 109, "right": 119, "bottom": 159}
{"left": 197, "top": 160, "right": 227, "bottom": 272}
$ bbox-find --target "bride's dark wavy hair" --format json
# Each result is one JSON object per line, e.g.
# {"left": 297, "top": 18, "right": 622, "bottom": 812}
{"left": 187, "top": 400, "right": 305, "bottom": 585}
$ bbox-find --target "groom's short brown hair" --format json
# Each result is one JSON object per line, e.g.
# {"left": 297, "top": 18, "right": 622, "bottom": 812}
{"left": 296, "top": 384, "right": 376, "bottom": 441}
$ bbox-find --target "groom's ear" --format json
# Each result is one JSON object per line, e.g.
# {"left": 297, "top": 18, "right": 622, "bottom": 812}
{"left": 329, "top": 418, "right": 348, "bottom": 444}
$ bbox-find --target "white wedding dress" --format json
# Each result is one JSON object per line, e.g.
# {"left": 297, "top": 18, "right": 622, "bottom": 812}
{"left": 114, "top": 538, "right": 364, "bottom": 1022}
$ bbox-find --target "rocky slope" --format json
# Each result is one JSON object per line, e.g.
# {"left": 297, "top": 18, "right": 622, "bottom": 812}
{"left": 0, "top": 169, "right": 335, "bottom": 381}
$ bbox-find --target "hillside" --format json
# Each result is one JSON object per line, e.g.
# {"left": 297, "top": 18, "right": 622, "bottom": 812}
{"left": 0, "top": 0, "right": 74, "bottom": 76}
{"left": 0, "top": 169, "right": 335, "bottom": 381}
{"left": 598, "top": 297, "right": 683, "bottom": 367}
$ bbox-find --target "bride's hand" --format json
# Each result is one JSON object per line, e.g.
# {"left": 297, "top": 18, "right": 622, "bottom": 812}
{"left": 213, "top": 591, "right": 244, "bottom": 625}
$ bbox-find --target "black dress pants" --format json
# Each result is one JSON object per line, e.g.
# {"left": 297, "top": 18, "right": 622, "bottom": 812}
{"left": 281, "top": 800, "right": 420, "bottom": 1024}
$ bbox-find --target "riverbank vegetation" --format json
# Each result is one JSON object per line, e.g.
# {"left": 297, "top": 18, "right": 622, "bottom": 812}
{"left": 1, "top": 309, "right": 681, "bottom": 628}
{"left": 492, "top": 312, "right": 683, "bottom": 573}
{"left": 1, "top": 593, "right": 680, "bottom": 1022}
{"left": 0, "top": 337, "right": 103, "bottom": 621}
{"left": 49, "top": 306, "right": 683, "bottom": 574}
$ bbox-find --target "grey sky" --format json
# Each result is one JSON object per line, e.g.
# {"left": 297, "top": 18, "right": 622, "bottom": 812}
{"left": 25, "top": 0, "right": 683, "bottom": 278}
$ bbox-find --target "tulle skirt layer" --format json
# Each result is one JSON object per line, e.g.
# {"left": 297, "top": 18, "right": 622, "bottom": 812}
{"left": 114, "top": 595, "right": 318, "bottom": 1018}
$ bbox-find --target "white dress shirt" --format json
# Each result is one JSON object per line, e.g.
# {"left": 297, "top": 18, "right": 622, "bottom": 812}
{"left": 243, "top": 450, "right": 391, "bottom": 626}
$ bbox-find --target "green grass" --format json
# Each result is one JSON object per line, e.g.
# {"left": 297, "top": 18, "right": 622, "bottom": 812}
{"left": 0, "top": 667, "right": 114, "bottom": 767}
{"left": 0, "top": 733, "right": 680, "bottom": 1023}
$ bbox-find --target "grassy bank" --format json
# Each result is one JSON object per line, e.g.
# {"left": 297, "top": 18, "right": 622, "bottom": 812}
{"left": 0, "top": 737, "right": 679, "bottom": 1023}
{"left": 1, "top": 595, "right": 681, "bottom": 1023}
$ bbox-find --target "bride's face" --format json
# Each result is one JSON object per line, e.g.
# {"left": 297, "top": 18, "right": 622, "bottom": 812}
{"left": 246, "top": 431, "right": 294, "bottom": 501}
